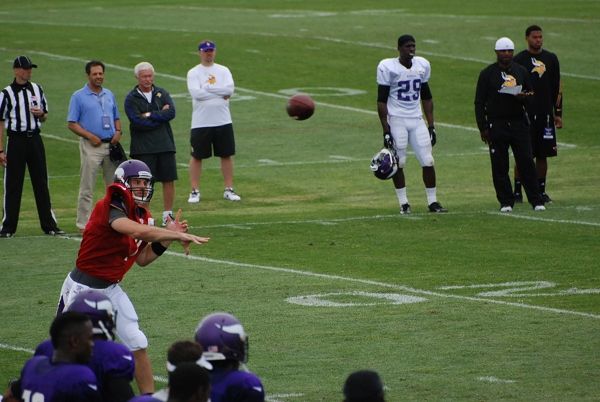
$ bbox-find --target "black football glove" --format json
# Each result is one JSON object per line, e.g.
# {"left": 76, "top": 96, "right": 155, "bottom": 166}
{"left": 383, "top": 132, "right": 394, "bottom": 150}
{"left": 428, "top": 126, "right": 437, "bottom": 146}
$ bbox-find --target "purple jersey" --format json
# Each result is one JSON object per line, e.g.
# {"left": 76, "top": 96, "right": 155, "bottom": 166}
{"left": 36, "top": 338, "right": 135, "bottom": 398}
{"left": 19, "top": 355, "right": 100, "bottom": 402}
{"left": 211, "top": 369, "right": 265, "bottom": 402}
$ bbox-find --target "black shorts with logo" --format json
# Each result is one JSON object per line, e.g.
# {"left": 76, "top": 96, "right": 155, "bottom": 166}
{"left": 530, "top": 113, "right": 558, "bottom": 158}
{"left": 190, "top": 123, "right": 236, "bottom": 159}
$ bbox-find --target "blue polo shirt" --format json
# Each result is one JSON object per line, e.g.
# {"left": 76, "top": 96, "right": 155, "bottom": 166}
{"left": 67, "top": 84, "right": 120, "bottom": 141}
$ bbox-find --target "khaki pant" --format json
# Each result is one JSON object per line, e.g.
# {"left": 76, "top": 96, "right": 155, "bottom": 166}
{"left": 76, "top": 138, "right": 118, "bottom": 230}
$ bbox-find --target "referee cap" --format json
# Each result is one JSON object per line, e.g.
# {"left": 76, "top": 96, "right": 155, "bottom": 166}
{"left": 13, "top": 55, "right": 37, "bottom": 69}
{"left": 494, "top": 37, "right": 515, "bottom": 51}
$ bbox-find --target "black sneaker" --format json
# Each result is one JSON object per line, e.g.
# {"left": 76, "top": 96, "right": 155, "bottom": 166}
{"left": 514, "top": 192, "right": 523, "bottom": 203}
{"left": 541, "top": 193, "right": 552, "bottom": 203}
{"left": 400, "top": 203, "right": 411, "bottom": 215}
{"left": 45, "top": 229, "right": 66, "bottom": 236}
{"left": 0, "top": 232, "right": 14, "bottom": 238}
{"left": 428, "top": 201, "right": 448, "bottom": 213}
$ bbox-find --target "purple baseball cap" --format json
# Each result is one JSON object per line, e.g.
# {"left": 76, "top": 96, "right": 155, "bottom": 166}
{"left": 198, "top": 41, "right": 216, "bottom": 52}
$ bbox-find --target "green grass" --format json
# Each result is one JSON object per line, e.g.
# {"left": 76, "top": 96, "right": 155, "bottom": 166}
{"left": 1, "top": 1, "right": 599, "bottom": 401}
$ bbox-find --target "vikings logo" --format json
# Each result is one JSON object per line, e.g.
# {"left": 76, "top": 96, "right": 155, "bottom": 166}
{"left": 531, "top": 57, "right": 546, "bottom": 77}
{"left": 207, "top": 74, "right": 216, "bottom": 85}
{"left": 501, "top": 72, "right": 517, "bottom": 88}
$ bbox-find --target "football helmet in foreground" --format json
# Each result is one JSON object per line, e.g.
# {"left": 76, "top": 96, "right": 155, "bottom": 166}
{"left": 194, "top": 312, "right": 248, "bottom": 363}
{"left": 67, "top": 289, "right": 116, "bottom": 340}
{"left": 370, "top": 148, "right": 398, "bottom": 180}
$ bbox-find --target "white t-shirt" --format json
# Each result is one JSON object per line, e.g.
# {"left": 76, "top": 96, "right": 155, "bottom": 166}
{"left": 376, "top": 56, "right": 431, "bottom": 118}
{"left": 187, "top": 63, "right": 235, "bottom": 128}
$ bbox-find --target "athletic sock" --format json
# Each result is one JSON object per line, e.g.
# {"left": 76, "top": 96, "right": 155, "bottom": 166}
{"left": 514, "top": 179, "right": 522, "bottom": 194}
{"left": 539, "top": 177, "right": 546, "bottom": 194}
{"left": 425, "top": 187, "right": 437, "bottom": 205}
{"left": 395, "top": 187, "right": 408, "bottom": 205}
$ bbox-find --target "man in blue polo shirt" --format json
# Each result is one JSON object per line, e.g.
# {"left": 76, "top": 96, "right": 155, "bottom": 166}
{"left": 68, "top": 60, "right": 123, "bottom": 233}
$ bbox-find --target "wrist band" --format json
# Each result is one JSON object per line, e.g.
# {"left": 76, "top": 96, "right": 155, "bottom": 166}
{"left": 151, "top": 242, "right": 168, "bottom": 256}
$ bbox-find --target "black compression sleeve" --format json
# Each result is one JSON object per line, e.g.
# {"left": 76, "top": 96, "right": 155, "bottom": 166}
{"left": 377, "top": 85, "right": 391, "bottom": 103}
{"left": 420, "top": 82, "right": 432, "bottom": 100}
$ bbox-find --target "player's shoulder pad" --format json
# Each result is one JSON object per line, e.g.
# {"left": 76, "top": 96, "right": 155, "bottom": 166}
{"left": 94, "top": 340, "right": 135, "bottom": 379}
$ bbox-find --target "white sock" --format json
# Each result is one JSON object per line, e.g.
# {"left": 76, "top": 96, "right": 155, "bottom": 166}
{"left": 395, "top": 187, "right": 408, "bottom": 205}
{"left": 425, "top": 187, "right": 437, "bottom": 205}
{"left": 163, "top": 210, "right": 173, "bottom": 218}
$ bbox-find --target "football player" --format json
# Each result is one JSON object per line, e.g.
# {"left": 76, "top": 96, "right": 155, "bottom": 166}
{"left": 512, "top": 25, "right": 562, "bottom": 203}
{"left": 194, "top": 312, "right": 265, "bottom": 402}
{"left": 376, "top": 34, "right": 447, "bottom": 214}
{"left": 36, "top": 290, "right": 135, "bottom": 402}
{"left": 56, "top": 159, "right": 210, "bottom": 394}
{"left": 5, "top": 312, "right": 101, "bottom": 402}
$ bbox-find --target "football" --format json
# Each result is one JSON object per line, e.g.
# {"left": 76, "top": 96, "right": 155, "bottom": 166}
{"left": 286, "top": 94, "right": 315, "bottom": 120}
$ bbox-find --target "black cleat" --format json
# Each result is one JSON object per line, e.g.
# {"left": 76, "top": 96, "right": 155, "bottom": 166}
{"left": 45, "top": 229, "right": 66, "bottom": 236}
{"left": 0, "top": 232, "right": 14, "bottom": 238}
{"left": 400, "top": 203, "right": 411, "bottom": 215}
{"left": 428, "top": 201, "right": 448, "bottom": 213}
{"left": 541, "top": 193, "right": 552, "bottom": 203}
{"left": 514, "top": 192, "right": 523, "bottom": 203}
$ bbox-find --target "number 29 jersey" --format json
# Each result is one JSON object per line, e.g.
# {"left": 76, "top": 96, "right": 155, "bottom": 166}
{"left": 377, "top": 56, "right": 431, "bottom": 119}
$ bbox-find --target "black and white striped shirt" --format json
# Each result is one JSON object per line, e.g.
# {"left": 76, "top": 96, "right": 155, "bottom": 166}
{"left": 0, "top": 80, "right": 48, "bottom": 133}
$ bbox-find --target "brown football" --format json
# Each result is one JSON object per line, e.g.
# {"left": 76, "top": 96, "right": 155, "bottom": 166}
{"left": 286, "top": 94, "right": 315, "bottom": 120}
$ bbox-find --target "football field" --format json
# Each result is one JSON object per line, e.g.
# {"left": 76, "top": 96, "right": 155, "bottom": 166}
{"left": 1, "top": 0, "right": 599, "bottom": 400}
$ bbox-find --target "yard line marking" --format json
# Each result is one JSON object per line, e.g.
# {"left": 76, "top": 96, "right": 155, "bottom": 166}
{"left": 162, "top": 250, "right": 600, "bottom": 320}
{"left": 477, "top": 376, "right": 517, "bottom": 384}
{"left": 0, "top": 343, "right": 34, "bottom": 354}
{"left": 493, "top": 212, "right": 600, "bottom": 227}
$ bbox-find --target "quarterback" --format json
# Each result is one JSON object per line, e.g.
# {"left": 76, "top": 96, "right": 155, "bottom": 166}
{"left": 56, "top": 159, "right": 209, "bottom": 394}
{"left": 376, "top": 34, "right": 447, "bottom": 214}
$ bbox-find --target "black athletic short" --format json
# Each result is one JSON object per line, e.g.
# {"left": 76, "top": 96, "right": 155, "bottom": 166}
{"left": 530, "top": 113, "right": 558, "bottom": 158}
{"left": 131, "top": 152, "right": 178, "bottom": 182}
{"left": 190, "top": 123, "right": 236, "bottom": 159}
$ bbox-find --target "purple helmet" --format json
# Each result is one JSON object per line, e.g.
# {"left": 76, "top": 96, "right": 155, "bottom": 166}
{"left": 370, "top": 148, "right": 398, "bottom": 180}
{"left": 67, "top": 290, "right": 115, "bottom": 340}
{"left": 194, "top": 312, "right": 248, "bottom": 363}
{"left": 114, "top": 159, "right": 154, "bottom": 203}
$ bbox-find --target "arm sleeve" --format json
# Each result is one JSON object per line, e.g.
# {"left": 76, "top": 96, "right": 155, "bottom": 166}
{"left": 150, "top": 91, "right": 176, "bottom": 122}
{"left": 377, "top": 85, "right": 390, "bottom": 103}
{"left": 205, "top": 68, "right": 235, "bottom": 97}
{"left": 474, "top": 70, "right": 489, "bottom": 132}
{"left": 124, "top": 94, "right": 159, "bottom": 130}
{"left": 187, "top": 70, "right": 217, "bottom": 101}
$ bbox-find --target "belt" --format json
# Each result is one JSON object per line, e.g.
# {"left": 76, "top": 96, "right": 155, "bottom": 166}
{"left": 70, "top": 267, "right": 116, "bottom": 289}
{"left": 7, "top": 129, "right": 40, "bottom": 137}
{"left": 101, "top": 137, "right": 113, "bottom": 143}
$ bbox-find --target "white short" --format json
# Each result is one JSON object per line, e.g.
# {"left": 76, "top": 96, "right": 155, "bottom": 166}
{"left": 58, "top": 273, "right": 148, "bottom": 351}
{"left": 388, "top": 116, "right": 434, "bottom": 167}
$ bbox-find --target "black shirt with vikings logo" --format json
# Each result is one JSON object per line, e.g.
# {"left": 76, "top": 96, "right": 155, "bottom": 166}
{"left": 474, "top": 61, "right": 532, "bottom": 132}
{"left": 514, "top": 49, "right": 561, "bottom": 117}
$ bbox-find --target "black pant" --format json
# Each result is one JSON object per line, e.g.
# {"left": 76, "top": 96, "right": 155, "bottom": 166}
{"left": 1, "top": 133, "right": 59, "bottom": 234}
{"left": 488, "top": 119, "right": 543, "bottom": 207}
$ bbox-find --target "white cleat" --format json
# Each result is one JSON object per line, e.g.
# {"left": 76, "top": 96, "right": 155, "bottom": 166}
{"left": 500, "top": 205, "right": 513, "bottom": 213}
{"left": 223, "top": 188, "right": 241, "bottom": 201}
{"left": 534, "top": 205, "right": 546, "bottom": 211}
{"left": 188, "top": 190, "right": 200, "bottom": 204}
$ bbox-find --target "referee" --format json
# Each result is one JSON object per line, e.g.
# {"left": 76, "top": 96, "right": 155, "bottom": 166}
{"left": 0, "top": 56, "right": 64, "bottom": 237}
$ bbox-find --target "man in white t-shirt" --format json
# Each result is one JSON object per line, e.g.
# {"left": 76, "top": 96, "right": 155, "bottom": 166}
{"left": 187, "top": 40, "right": 240, "bottom": 203}
{"left": 376, "top": 34, "right": 447, "bottom": 214}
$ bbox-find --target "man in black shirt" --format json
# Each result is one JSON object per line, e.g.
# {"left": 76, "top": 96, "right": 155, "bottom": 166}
{"left": 513, "top": 25, "right": 562, "bottom": 203}
{"left": 474, "top": 38, "right": 545, "bottom": 212}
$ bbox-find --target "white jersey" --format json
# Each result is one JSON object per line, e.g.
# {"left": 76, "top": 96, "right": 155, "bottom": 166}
{"left": 187, "top": 63, "right": 234, "bottom": 128}
{"left": 376, "top": 56, "right": 431, "bottom": 118}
